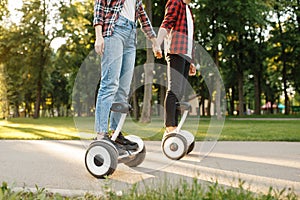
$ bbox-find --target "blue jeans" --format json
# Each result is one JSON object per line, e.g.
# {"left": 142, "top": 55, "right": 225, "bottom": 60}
{"left": 95, "top": 16, "right": 136, "bottom": 133}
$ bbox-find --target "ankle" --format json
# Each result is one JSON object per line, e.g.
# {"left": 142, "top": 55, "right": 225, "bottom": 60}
{"left": 111, "top": 130, "right": 123, "bottom": 137}
{"left": 96, "top": 132, "right": 107, "bottom": 140}
{"left": 166, "top": 126, "right": 177, "bottom": 133}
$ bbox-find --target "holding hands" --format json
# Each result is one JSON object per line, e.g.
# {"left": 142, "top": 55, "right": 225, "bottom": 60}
{"left": 150, "top": 36, "right": 196, "bottom": 77}
{"left": 150, "top": 38, "right": 163, "bottom": 59}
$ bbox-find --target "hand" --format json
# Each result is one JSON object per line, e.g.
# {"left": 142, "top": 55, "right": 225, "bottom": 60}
{"left": 95, "top": 36, "right": 104, "bottom": 56}
{"left": 189, "top": 63, "right": 196, "bottom": 76}
{"left": 151, "top": 38, "right": 163, "bottom": 59}
{"left": 152, "top": 44, "right": 163, "bottom": 59}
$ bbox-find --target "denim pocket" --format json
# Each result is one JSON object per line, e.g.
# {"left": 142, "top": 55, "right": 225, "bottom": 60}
{"left": 115, "top": 17, "right": 127, "bottom": 27}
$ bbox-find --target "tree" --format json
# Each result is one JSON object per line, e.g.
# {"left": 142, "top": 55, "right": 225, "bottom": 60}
{"left": 0, "top": 22, "right": 27, "bottom": 117}
{"left": 139, "top": 0, "right": 155, "bottom": 123}
{"left": 268, "top": 0, "right": 300, "bottom": 114}
{"left": 17, "top": 0, "right": 57, "bottom": 118}
{"left": 56, "top": 0, "right": 96, "bottom": 117}
{"left": 0, "top": 0, "right": 9, "bottom": 118}
{"left": 198, "top": 0, "right": 275, "bottom": 116}
{"left": 1, "top": 0, "right": 298, "bottom": 118}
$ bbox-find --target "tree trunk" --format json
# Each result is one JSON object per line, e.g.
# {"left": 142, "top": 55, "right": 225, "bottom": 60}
{"left": 277, "top": 9, "right": 290, "bottom": 115}
{"left": 199, "top": 96, "right": 205, "bottom": 116}
{"left": 33, "top": 72, "right": 42, "bottom": 118}
{"left": 229, "top": 87, "right": 235, "bottom": 115}
{"left": 139, "top": 62, "right": 154, "bottom": 123}
{"left": 207, "top": 75, "right": 212, "bottom": 117}
{"left": 159, "top": 66, "right": 166, "bottom": 118}
{"left": 283, "top": 62, "right": 290, "bottom": 114}
{"left": 254, "top": 72, "right": 261, "bottom": 115}
{"left": 207, "top": 97, "right": 211, "bottom": 117}
{"left": 0, "top": 65, "right": 8, "bottom": 119}
{"left": 237, "top": 69, "right": 244, "bottom": 116}
{"left": 139, "top": 0, "right": 154, "bottom": 123}
{"left": 213, "top": 49, "right": 222, "bottom": 119}
{"left": 33, "top": 0, "right": 47, "bottom": 119}
{"left": 254, "top": 27, "right": 264, "bottom": 116}
{"left": 14, "top": 102, "right": 19, "bottom": 117}
{"left": 131, "top": 74, "right": 139, "bottom": 120}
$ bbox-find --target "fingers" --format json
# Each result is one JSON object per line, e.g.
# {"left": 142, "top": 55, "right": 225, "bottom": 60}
{"left": 155, "top": 51, "right": 163, "bottom": 59}
{"left": 152, "top": 44, "right": 163, "bottom": 59}
{"left": 150, "top": 38, "right": 163, "bottom": 59}
{"left": 95, "top": 37, "right": 104, "bottom": 56}
{"left": 154, "top": 49, "right": 163, "bottom": 59}
{"left": 95, "top": 45, "right": 104, "bottom": 55}
{"left": 189, "top": 63, "right": 196, "bottom": 76}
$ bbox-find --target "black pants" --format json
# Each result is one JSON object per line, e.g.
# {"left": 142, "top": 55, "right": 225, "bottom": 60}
{"left": 164, "top": 54, "right": 190, "bottom": 127}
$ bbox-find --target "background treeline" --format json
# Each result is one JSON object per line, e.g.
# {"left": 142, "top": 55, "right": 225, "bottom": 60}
{"left": 0, "top": 0, "right": 299, "bottom": 119}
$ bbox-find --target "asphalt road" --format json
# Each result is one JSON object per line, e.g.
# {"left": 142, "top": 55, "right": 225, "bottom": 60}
{"left": 0, "top": 140, "right": 299, "bottom": 196}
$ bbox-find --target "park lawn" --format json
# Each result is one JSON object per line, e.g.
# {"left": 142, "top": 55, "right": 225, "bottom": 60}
{"left": 0, "top": 117, "right": 79, "bottom": 140}
{"left": 141, "top": 118, "right": 300, "bottom": 141}
{"left": 0, "top": 117, "right": 299, "bottom": 141}
{"left": 218, "top": 119, "right": 300, "bottom": 141}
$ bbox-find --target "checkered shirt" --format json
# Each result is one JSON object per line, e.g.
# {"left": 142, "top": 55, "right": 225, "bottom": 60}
{"left": 161, "top": 0, "right": 194, "bottom": 61}
{"left": 93, "top": 0, "right": 156, "bottom": 39}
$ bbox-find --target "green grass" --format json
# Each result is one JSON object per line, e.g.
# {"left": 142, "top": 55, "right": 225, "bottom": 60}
{"left": 0, "top": 116, "right": 300, "bottom": 141}
{"left": 0, "top": 117, "right": 79, "bottom": 140}
{"left": 227, "top": 113, "right": 300, "bottom": 118}
{"left": 218, "top": 120, "right": 300, "bottom": 141}
{"left": 1, "top": 179, "right": 298, "bottom": 200}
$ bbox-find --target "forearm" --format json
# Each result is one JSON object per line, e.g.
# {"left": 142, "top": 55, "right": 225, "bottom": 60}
{"left": 156, "top": 28, "right": 168, "bottom": 47}
{"left": 95, "top": 25, "right": 103, "bottom": 39}
{"left": 137, "top": 0, "right": 156, "bottom": 39}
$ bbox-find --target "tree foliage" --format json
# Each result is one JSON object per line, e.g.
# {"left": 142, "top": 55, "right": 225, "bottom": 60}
{"left": 0, "top": 0, "right": 299, "bottom": 118}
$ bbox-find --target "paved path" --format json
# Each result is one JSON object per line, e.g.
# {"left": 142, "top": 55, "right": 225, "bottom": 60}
{"left": 0, "top": 140, "right": 299, "bottom": 196}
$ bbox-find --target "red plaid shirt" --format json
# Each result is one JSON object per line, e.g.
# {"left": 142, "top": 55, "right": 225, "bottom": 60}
{"left": 93, "top": 0, "right": 156, "bottom": 39}
{"left": 161, "top": 0, "right": 194, "bottom": 61}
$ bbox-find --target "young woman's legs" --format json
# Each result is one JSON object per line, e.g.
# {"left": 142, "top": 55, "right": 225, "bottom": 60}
{"left": 95, "top": 35, "right": 123, "bottom": 134}
{"left": 95, "top": 16, "right": 136, "bottom": 135}
{"left": 109, "top": 17, "right": 137, "bottom": 132}
{"left": 109, "top": 39, "right": 136, "bottom": 131}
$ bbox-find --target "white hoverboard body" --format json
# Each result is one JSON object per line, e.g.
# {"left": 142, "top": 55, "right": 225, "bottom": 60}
{"left": 85, "top": 140, "right": 118, "bottom": 178}
{"left": 162, "top": 130, "right": 194, "bottom": 160}
{"left": 85, "top": 102, "right": 146, "bottom": 178}
{"left": 161, "top": 102, "right": 195, "bottom": 160}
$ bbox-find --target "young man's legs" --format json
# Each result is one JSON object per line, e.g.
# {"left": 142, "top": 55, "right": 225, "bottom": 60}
{"left": 164, "top": 54, "right": 190, "bottom": 132}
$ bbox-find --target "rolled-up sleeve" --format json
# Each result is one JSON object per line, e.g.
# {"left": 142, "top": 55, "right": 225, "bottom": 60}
{"left": 161, "top": 0, "right": 179, "bottom": 31}
{"left": 137, "top": 0, "right": 156, "bottom": 39}
{"left": 93, "top": 0, "right": 105, "bottom": 26}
